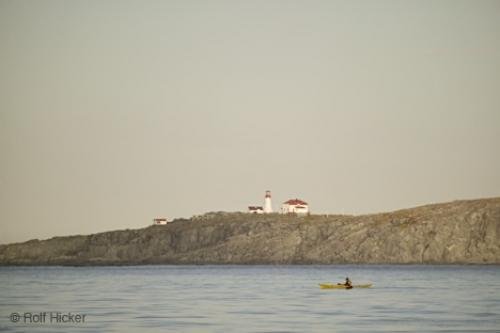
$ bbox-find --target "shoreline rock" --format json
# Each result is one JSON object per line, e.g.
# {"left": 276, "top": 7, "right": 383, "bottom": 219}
{"left": 1, "top": 198, "right": 499, "bottom": 265}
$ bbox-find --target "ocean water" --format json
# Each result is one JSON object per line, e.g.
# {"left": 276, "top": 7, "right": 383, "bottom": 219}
{"left": 0, "top": 265, "right": 499, "bottom": 333}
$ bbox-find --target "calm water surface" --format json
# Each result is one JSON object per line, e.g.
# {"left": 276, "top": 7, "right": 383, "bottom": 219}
{"left": 0, "top": 265, "right": 499, "bottom": 332}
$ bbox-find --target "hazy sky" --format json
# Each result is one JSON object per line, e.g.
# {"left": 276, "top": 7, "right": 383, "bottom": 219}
{"left": 1, "top": 0, "right": 499, "bottom": 244}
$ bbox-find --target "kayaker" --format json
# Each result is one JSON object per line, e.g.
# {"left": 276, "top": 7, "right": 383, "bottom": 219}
{"left": 344, "top": 277, "right": 352, "bottom": 287}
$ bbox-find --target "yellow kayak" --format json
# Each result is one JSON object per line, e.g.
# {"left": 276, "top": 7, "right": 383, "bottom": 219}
{"left": 319, "top": 283, "right": 373, "bottom": 289}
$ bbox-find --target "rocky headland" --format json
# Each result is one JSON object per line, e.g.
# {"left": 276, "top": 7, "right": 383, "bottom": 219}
{"left": 1, "top": 198, "right": 499, "bottom": 265}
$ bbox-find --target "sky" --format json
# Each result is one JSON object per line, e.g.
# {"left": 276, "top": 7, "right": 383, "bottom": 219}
{"left": 1, "top": 0, "right": 499, "bottom": 244}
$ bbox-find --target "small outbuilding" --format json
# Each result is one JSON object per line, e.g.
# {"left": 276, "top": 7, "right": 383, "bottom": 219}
{"left": 280, "top": 199, "right": 309, "bottom": 215}
{"left": 153, "top": 218, "right": 169, "bottom": 225}
{"left": 248, "top": 206, "right": 264, "bottom": 214}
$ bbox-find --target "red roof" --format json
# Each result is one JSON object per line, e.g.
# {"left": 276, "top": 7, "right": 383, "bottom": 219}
{"left": 284, "top": 199, "right": 308, "bottom": 205}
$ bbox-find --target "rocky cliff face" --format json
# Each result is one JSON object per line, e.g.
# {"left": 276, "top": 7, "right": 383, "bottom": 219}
{"left": 1, "top": 198, "right": 499, "bottom": 265}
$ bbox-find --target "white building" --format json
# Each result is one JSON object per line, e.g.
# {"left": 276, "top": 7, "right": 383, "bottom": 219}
{"left": 280, "top": 199, "right": 309, "bottom": 214}
{"left": 264, "top": 190, "right": 273, "bottom": 213}
{"left": 153, "top": 218, "right": 169, "bottom": 225}
{"left": 248, "top": 206, "right": 264, "bottom": 214}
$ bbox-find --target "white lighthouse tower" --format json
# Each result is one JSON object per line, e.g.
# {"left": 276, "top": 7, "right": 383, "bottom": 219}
{"left": 264, "top": 190, "right": 273, "bottom": 213}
